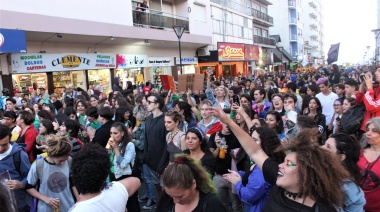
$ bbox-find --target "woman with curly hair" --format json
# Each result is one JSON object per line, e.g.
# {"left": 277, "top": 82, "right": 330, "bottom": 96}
{"left": 26, "top": 136, "right": 77, "bottom": 212}
{"left": 322, "top": 133, "right": 366, "bottom": 211}
{"left": 156, "top": 155, "right": 226, "bottom": 211}
{"left": 210, "top": 105, "right": 351, "bottom": 211}
{"left": 224, "top": 126, "right": 285, "bottom": 212}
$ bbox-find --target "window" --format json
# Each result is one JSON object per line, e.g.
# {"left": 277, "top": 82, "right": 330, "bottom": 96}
{"left": 243, "top": 17, "right": 248, "bottom": 27}
{"left": 262, "top": 29, "right": 268, "bottom": 38}
{"left": 261, "top": 7, "right": 267, "bottom": 14}
{"left": 213, "top": 20, "right": 221, "bottom": 33}
{"left": 254, "top": 27, "right": 262, "bottom": 36}
{"left": 227, "top": 23, "right": 233, "bottom": 35}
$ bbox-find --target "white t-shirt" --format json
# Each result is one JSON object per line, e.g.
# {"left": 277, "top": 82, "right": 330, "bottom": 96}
{"left": 0, "top": 144, "right": 12, "bottom": 160}
{"left": 316, "top": 92, "right": 338, "bottom": 126}
{"left": 69, "top": 182, "right": 129, "bottom": 212}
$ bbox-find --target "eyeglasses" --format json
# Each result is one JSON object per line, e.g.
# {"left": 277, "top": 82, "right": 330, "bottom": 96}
{"left": 147, "top": 100, "right": 156, "bottom": 105}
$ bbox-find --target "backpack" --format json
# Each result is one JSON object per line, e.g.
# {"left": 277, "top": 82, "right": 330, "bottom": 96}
{"left": 13, "top": 151, "right": 21, "bottom": 174}
{"left": 340, "top": 104, "right": 366, "bottom": 133}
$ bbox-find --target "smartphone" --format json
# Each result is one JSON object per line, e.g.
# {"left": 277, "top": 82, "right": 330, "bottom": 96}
{"left": 233, "top": 94, "right": 240, "bottom": 106}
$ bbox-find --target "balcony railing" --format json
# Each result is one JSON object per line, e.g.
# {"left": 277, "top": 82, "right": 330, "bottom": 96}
{"left": 252, "top": 9, "right": 273, "bottom": 25}
{"left": 210, "top": 0, "right": 251, "bottom": 16}
{"left": 290, "top": 34, "right": 297, "bottom": 41}
{"left": 289, "top": 17, "right": 297, "bottom": 25}
{"left": 132, "top": 7, "right": 189, "bottom": 31}
{"left": 253, "top": 36, "right": 276, "bottom": 46}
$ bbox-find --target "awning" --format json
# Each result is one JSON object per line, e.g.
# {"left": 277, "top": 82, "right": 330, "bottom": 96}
{"left": 272, "top": 48, "right": 296, "bottom": 63}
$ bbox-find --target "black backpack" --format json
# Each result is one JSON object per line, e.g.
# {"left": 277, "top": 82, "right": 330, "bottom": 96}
{"left": 340, "top": 104, "right": 366, "bottom": 133}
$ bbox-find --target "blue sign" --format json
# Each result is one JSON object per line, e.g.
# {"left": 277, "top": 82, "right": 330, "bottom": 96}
{"left": 0, "top": 29, "right": 27, "bottom": 53}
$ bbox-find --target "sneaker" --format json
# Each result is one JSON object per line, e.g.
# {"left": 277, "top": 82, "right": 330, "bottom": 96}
{"left": 142, "top": 199, "right": 156, "bottom": 210}
{"left": 138, "top": 195, "right": 149, "bottom": 203}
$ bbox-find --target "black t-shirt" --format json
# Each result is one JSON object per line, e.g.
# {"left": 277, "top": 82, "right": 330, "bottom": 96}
{"left": 183, "top": 150, "right": 216, "bottom": 176}
{"left": 156, "top": 191, "right": 227, "bottom": 212}
{"left": 208, "top": 131, "right": 241, "bottom": 175}
{"left": 261, "top": 158, "right": 336, "bottom": 212}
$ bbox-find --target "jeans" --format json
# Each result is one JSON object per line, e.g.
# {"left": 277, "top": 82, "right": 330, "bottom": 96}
{"left": 213, "top": 174, "right": 242, "bottom": 212}
{"left": 142, "top": 164, "right": 160, "bottom": 201}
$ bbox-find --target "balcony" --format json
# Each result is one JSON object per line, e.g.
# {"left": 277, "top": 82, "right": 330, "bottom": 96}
{"left": 290, "top": 49, "right": 298, "bottom": 58}
{"left": 309, "top": 1, "right": 317, "bottom": 9}
{"left": 304, "top": 41, "right": 312, "bottom": 50}
{"left": 310, "top": 12, "right": 317, "bottom": 19}
{"left": 253, "top": 35, "right": 276, "bottom": 46}
{"left": 290, "top": 34, "right": 297, "bottom": 41}
{"left": 210, "top": 0, "right": 251, "bottom": 16}
{"left": 310, "top": 23, "right": 318, "bottom": 29}
{"left": 289, "top": 17, "right": 297, "bottom": 25}
{"left": 288, "top": 0, "right": 296, "bottom": 9}
{"left": 132, "top": 7, "right": 189, "bottom": 32}
{"left": 252, "top": 8, "right": 273, "bottom": 27}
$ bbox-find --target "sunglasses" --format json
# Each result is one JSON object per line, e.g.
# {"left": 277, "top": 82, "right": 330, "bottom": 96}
{"left": 147, "top": 100, "right": 156, "bottom": 105}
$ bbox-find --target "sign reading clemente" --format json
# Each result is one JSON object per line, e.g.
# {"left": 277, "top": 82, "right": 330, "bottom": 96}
{"left": 52, "top": 55, "right": 91, "bottom": 68}
{"left": 11, "top": 53, "right": 116, "bottom": 73}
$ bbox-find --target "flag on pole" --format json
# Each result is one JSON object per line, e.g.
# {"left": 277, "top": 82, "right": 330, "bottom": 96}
{"left": 327, "top": 43, "right": 340, "bottom": 64}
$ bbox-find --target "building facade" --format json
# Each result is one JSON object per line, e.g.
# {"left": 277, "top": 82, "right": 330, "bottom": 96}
{"left": 302, "top": 0, "right": 325, "bottom": 64}
{"left": 0, "top": 0, "right": 213, "bottom": 95}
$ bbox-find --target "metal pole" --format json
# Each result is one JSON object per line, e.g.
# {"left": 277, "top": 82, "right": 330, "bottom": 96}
{"left": 178, "top": 39, "right": 183, "bottom": 75}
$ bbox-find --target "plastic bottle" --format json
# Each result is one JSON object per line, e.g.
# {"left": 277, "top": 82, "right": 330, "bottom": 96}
{"left": 219, "top": 137, "right": 226, "bottom": 159}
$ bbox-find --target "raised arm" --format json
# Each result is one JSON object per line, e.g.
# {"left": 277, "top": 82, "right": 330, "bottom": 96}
{"left": 210, "top": 104, "right": 268, "bottom": 170}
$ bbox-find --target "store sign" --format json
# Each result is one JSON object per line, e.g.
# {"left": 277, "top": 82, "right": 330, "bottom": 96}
{"left": 244, "top": 45, "right": 259, "bottom": 61}
{"left": 217, "top": 42, "right": 245, "bottom": 61}
{"left": 0, "top": 29, "right": 27, "bottom": 53}
{"left": 148, "top": 57, "right": 172, "bottom": 66}
{"left": 10, "top": 53, "right": 116, "bottom": 73}
{"left": 175, "top": 57, "right": 198, "bottom": 65}
{"left": 116, "top": 54, "right": 147, "bottom": 68}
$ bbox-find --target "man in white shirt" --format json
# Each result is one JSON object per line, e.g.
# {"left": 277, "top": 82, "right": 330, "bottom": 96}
{"left": 316, "top": 78, "right": 338, "bottom": 127}
{"left": 69, "top": 143, "right": 140, "bottom": 212}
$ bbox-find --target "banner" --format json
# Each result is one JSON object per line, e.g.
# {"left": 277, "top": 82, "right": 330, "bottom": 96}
{"left": 327, "top": 43, "right": 340, "bottom": 64}
{"left": 11, "top": 53, "right": 116, "bottom": 73}
{"left": 160, "top": 75, "right": 176, "bottom": 91}
{"left": 175, "top": 57, "right": 198, "bottom": 65}
{"left": 217, "top": 42, "right": 245, "bottom": 61}
{"left": 178, "top": 74, "right": 204, "bottom": 92}
{"left": 244, "top": 44, "right": 259, "bottom": 61}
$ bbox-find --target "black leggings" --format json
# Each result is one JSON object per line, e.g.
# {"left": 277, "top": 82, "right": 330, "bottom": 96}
{"left": 110, "top": 173, "right": 141, "bottom": 212}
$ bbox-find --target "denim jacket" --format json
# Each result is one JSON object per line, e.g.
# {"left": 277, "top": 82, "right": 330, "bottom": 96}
{"left": 338, "top": 179, "right": 365, "bottom": 212}
{"left": 113, "top": 142, "right": 136, "bottom": 179}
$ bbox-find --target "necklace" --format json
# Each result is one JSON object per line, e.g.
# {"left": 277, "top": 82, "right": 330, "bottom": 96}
{"left": 170, "top": 129, "right": 180, "bottom": 143}
{"left": 371, "top": 146, "right": 380, "bottom": 152}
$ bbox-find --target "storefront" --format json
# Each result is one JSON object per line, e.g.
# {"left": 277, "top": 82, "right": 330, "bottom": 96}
{"left": 10, "top": 53, "right": 116, "bottom": 97}
{"left": 147, "top": 57, "right": 173, "bottom": 85}
{"left": 198, "top": 42, "right": 259, "bottom": 79}
{"left": 175, "top": 57, "right": 198, "bottom": 75}
{"left": 116, "top": 54, "right": 148, "bottom": 87}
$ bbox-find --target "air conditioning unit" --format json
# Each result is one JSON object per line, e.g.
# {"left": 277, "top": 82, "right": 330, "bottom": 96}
{"left": 197, "top": 47, "right": 209, "bottom": 56}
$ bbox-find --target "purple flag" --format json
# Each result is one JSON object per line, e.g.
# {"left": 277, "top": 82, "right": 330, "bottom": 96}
{"left": 327, "top": 43, "right": 340, "bottom": 64}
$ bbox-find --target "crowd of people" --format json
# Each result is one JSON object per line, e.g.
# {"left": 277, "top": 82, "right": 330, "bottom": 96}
{"left": 0, "top": 64, "right": 380, "bottom": 212}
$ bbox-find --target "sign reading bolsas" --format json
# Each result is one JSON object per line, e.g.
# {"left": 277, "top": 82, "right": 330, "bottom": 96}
{"left": 217, "top": 42, "right": 245, "bottom": 62}
{"left": 10, "top": 53, "right": 116, "bottom": 73}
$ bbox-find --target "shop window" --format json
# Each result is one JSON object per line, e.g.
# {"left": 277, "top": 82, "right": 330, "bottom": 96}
{"left": 12, "top": 73, "right": 47, "bottom": 95}
{"left": 88, "top": 69, "right": 111, "bottom": 94}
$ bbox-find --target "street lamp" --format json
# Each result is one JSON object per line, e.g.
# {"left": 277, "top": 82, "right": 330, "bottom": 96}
{"left": 173, "top": 25, "right": 185, "bottom": 75}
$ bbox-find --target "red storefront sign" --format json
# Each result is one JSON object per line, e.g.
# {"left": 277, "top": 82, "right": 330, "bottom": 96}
{"left": 217, "top": 42, "right": 245, "bottom": 61}
{"left": 244, "top": 44, "right": 259, "bottom": 61}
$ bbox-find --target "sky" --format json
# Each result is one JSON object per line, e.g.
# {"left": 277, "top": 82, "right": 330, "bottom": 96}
{"left": 323, "top": 0, "right": 377, "bottom": 65}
